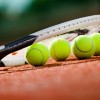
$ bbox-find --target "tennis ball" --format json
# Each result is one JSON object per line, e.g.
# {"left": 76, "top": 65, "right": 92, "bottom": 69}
{"left": 49, "top": 38, "right": 71, "bottom": 61}
{"left": 89, "top": 33, "right": 100, "bottom": 56}
{"left": 72, "top": 35, "right": 95, "bottom": 59}
{"left": 26, "top": 43, "right": 49, "bottom": 66}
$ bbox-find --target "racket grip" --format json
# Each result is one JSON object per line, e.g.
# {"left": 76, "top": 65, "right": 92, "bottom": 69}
{"left": 0, "top": 35, "right": 38, "bottom": 60}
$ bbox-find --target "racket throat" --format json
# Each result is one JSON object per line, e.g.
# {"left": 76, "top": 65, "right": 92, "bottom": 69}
{"left": 0, "top": 35, "right": 38, "bottom": 60}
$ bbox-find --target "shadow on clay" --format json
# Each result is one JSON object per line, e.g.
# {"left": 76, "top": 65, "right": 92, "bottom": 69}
{"left": 44, "top": 56, "right": 100, "bottom": 67}
{"left": 0, "top": 56, "right": 100, "bottom": 75}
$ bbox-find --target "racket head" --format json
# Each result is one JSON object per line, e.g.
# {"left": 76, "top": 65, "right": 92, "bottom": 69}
{"left": 0, "top": 15, "right": 100, "bottom": 67}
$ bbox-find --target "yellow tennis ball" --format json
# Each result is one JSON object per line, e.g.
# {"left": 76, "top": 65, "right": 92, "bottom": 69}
{"left": 89, "top": 33, "right": 100, "bottom": 56}
{"left": 49, "top": 38, "right": 71, "bottom": 61}
{"left": 72, "top": 35, "right": 95, "bottom": 59}
{"left": 26, "top": 43, "right": 49, "bottom": 66}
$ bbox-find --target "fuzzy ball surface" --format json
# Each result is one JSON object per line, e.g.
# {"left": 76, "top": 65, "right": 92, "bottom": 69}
{"left": 72, "top": 35, "right": 95, "bottom": 59}
{"left": 49, "top": 38, "right": 71, "bottom": 61}
{"left": 89, "top": 33, "right": 100, "bottom": 56}
{"left": 26, "top": 43, "right": 49, "bottom": 66}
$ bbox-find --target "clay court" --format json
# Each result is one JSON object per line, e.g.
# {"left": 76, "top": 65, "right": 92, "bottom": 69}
{"left": 0, "top": 54, "right": 100, "bottom": 100}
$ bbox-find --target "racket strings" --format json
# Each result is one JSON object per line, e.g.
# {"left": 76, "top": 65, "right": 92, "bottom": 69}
{"left": 40, "top": 25, "right": 100, "bottom": 45}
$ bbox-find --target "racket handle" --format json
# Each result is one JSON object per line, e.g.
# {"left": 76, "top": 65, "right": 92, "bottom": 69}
{"left": 0, "top": 35, "right": 38, "bottom": 60}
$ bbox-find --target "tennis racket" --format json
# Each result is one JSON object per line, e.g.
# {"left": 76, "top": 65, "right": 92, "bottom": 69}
{"left": 0, "top": 15, "right": 100, "bottom": 67}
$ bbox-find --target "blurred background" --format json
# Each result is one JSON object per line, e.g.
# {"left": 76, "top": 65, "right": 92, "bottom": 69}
{"left": 0, "top": 0, "right": 99, "bottom": 44}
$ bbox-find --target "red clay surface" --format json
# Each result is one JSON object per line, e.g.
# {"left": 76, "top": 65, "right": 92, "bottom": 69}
{"left": 0, "top": 55, "right": 100, "bottom": 100}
